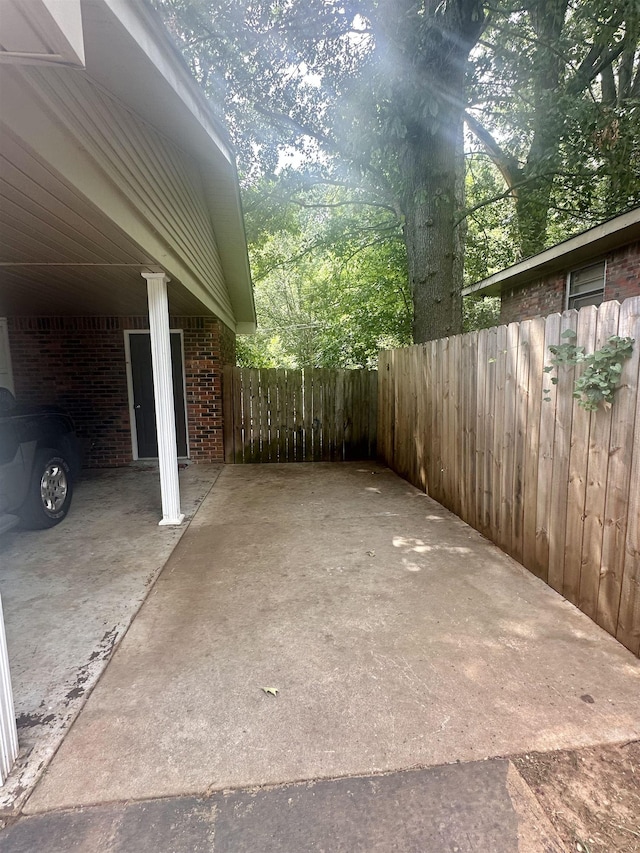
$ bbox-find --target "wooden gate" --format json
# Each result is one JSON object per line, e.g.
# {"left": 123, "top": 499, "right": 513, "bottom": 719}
{"left": 223, "top": 367, "right": 377, "bottom": 463}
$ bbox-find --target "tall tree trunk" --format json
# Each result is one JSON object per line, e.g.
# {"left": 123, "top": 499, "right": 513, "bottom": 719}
{"left": 515, "top": 0, "right": 569, "bottom": 257}
{"left": 387, "top": 0, "right": 483, "bottom": 343}
{"left": 402, "top": 125, "right": 463, "bottom": 342}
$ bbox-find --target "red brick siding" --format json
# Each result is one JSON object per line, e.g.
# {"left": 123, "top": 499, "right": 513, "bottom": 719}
{"left": 500, "top": 273, "right": 566, "bottom": 324}
{"left": 606, "top": 241, "right": 640, "bottom": 303}
{"left": 7, "top": 316, "right": 235, "bottom": 467}
{"left": 500, "top": 240, "right": 640, "bottom": 323}
{"left": 220, "top": 321, "right": 237, "bottom": 366}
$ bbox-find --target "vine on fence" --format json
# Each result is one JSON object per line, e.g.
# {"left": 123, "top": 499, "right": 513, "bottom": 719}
{"left": 543, "top": 329, "right": 635, "bottom": 411}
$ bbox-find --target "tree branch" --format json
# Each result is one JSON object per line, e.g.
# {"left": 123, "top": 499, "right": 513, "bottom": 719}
{"left": 464, "top": 111, "right": 522, "bottom": 191}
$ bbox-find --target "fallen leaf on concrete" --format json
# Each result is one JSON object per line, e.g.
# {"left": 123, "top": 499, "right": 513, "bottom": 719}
{"left": 260, "top": 686, "right": 279, "bottom": 696}
{"left": 367, "top": 550, "right": 376, "bottom": 557}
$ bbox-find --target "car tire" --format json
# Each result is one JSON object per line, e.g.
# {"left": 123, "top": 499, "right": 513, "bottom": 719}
{"left": 19, "top": 448, "right": 73, "bottom": 529}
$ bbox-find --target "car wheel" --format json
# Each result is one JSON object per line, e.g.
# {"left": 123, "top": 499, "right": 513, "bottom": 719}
{"left": 19, "top": 448, "right": 73, "bottom": 529}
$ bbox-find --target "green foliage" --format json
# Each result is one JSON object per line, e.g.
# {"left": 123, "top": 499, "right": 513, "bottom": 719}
{"left": 154, "top": 0, "right": 488, "bottom": 342}
{"left": 463, "top": 294, "right": 501, "bottom": 333}
{"left": 467, "top": 0, "right": 640, "bottom": 257}
{"left": 543, "top": 329, "right": 635, "bottom": 411}
{"left": 239, "top": 179, "right": 412, "bottom": 368}
{"left": 153, "top": 0, "right": 640, "bottom": 346}
{"left": 463, "top": 154, "right": 519, "bottom": 283}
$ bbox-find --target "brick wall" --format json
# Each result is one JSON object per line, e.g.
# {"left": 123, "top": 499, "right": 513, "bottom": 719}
{"left": 606, "top": 240, "right": 640, "bottom": 303}
{"left": 500, "top": 240, "right": 640, "bottom": 323}
{"left": 500, "top": 273, "right": 566, "bottom": 324}
{"left": 179, "top": 316, "right": 236, "bottom": 463}
{"left": 7, "top": 315, "right": 235, "bottom": 467}
{"left": 219, "top": 321, "right": 237, "bottom": 367}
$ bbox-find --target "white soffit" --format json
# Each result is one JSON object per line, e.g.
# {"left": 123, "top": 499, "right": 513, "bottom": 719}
{"left": 0, "top": 0, "right": 85, "bottom": 67}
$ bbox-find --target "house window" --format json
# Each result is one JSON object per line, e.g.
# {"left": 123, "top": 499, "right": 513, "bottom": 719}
{"left": 566, "top": 261, "right": 606, "bottom": 310}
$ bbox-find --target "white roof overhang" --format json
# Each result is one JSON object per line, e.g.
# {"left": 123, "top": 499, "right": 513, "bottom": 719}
{"left": 0, "top": 0, "right": 85, "bottom": 67}
{"left": 463, "top": 208, "right": 640, "bottom": 298}
{"left": 0, "top": 0, "right": 256, "bottom": 331}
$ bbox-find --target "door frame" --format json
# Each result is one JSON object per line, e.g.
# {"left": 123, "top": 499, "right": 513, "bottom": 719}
{"left": 124, "top": 329, "right": 189, "bottom": 461}
{"left": 0, "top": 318, "right": 15, "bottom": 394}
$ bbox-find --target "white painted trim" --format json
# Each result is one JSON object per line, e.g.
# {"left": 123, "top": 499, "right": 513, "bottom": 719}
{"left": 174, "top": 330, "right": 190, "bottom": 461}
{"left": 123, "top": 331, "right": 140, "bottom": 461}
{"left": 0, "top": 319, "right": 15, "bottom": 395}
{"left": 143, "top": 273, "right": 184, "bottom": 526}
{"left": 123, "top": 329, "right": 190, "bottom": 462}
{"left": 0, "top": 595, "right": 18, "bottom": 784}
{"left": 0, "top": 0, "right": 85, "bottom": 68}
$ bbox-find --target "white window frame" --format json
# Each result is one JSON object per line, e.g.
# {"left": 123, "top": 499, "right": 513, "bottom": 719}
{"left": 566, "top": 260, "right": 606, "bottom": 311}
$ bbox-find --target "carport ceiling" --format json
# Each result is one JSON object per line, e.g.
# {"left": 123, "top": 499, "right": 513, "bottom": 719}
{"left": 0, "top": 126, "right": 212, "bottom": 318}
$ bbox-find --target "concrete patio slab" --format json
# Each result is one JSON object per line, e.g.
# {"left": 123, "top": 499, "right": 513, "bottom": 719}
{"left": 0, "top": 463, "right": 221, "bottom": 812}
{"left": 1, "top": 760, "right": 564, "bottom": 852}
{"left": 25, "top": 463, "right": 640, "bottom": 812}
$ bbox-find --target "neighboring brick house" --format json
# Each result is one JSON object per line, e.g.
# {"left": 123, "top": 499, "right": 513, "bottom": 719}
{"left": 0, "top": 0, "right": 256, "bottom": 523}
{"left": 463, "top": 208, "right": 640, "bottom": 323}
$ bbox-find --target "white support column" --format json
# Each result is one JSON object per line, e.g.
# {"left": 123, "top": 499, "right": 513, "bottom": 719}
{"left": 142, "top": 272, "right": 184, "bottom": 526}
{"left": 0, "top": 594, "right": 18, "bottom": 784}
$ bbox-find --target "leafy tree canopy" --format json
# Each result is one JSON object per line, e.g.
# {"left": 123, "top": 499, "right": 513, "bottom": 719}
{"left": 154, "top": 0, "right": 639, "bottom": 360}
{"left": 238, "top": 178, "right": 412, "bottom": 368}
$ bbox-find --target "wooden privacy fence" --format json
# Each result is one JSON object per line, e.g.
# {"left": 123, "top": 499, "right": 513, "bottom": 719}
{"left": 378, "top": 296, "right": 640, "bottom": 657}
{"left": 223, "top": 367, "right": 377, "bottom": 463}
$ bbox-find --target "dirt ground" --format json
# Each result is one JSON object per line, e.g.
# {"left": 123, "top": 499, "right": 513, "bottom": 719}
{"left": 512, "top": 740, "right": 640, "bottom": 853}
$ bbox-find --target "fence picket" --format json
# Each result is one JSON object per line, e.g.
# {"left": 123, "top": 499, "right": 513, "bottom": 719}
{"left": 563, "top": 306, "right": 598, "bottom": 605}
{"left": 547, "top": 310, "right": 578, "bottom": 593}
{"left": 578, "top": 301, "right": 620, "bottom": 619}
{"left": 475, "top": 329, "right": 489, "bottom": 537}
{"left": 464, "top": 332, "right": 478, "bottom": 528}
{"left": 511, "top": 320, "right": 531, "bottom": 562}
{"left": 598, "top": 298, "right": 640, "bottom": 635}
{"left": 522, "top": 317, "right": 545, "bottom": 576}
{"left": 616, "top": 351, "right": 640, "bottom": 655}
{"left": 534, "top": 313, "right": 562, "bottom": 580}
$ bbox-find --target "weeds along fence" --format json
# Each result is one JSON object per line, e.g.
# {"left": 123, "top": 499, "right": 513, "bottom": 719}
{"left": 378, "top": 297, "right": 640, "bottom": 656}
{"left": 223, "top": 367, "right": 377, "bottom": 463}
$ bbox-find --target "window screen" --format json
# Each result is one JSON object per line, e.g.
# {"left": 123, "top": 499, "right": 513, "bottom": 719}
{"left": 567, "top": 261, "right": 605, "bottom": 310}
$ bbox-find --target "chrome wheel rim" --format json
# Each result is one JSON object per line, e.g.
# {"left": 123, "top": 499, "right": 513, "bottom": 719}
{"left": 40, "top": 463, "right": 68, "bottom": 513}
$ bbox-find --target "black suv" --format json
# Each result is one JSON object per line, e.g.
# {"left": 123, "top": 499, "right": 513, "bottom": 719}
{"left": 0, "top": 387, "right": 81, "bottom": 533}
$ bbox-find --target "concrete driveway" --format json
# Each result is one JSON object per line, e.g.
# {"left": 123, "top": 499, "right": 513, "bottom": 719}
{"left": 0, "top": 463, "right": 222, "bottom": 812}
{"left": 22, "top": 462, "right": 640, "bottom": 826}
